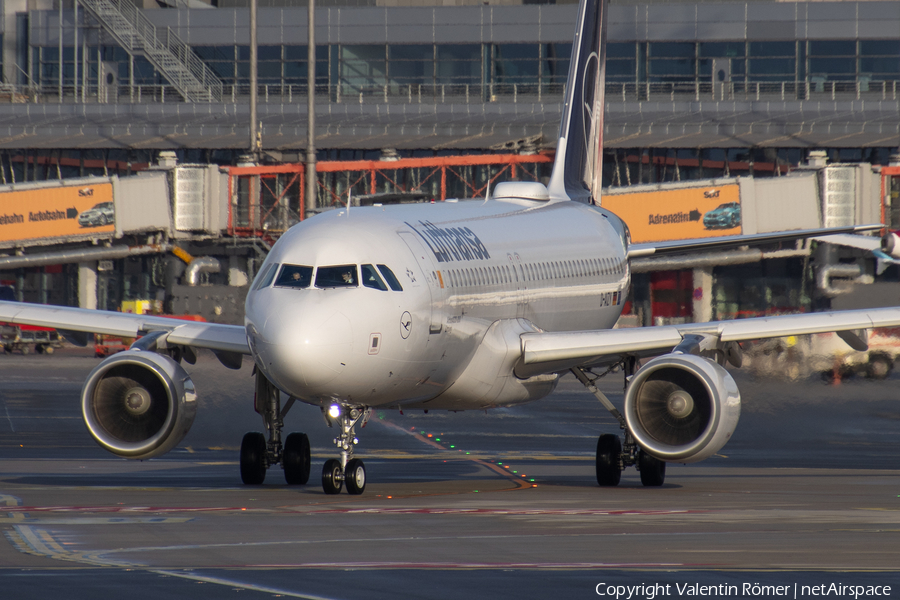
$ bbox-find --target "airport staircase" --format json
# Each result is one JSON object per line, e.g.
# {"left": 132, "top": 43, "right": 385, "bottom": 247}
{"left": 79, "top": 0, "right": 223, "bottom": 103}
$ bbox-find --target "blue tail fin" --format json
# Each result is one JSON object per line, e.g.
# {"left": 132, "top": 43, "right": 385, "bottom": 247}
{"left": 547, "top": 0, "right": 608, "bottom": 205}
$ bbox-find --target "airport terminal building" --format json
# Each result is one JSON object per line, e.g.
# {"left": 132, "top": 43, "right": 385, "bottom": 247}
{"left": 1, "top": 0, "right": 899, "bottom": 163}
{"left": 1, "top": 0, "right": 899, "bottom": 334}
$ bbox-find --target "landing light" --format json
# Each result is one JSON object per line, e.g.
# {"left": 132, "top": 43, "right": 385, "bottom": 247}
{"left": 328, "top": 404, "right": 341, "bottom": 419}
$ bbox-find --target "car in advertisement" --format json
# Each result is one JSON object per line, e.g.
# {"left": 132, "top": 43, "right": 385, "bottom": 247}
{"left": 703, "top": 202, "right": 741, "bottom": 229}
{"left": 78, "top": 202, "right": 115, "bottom": 227}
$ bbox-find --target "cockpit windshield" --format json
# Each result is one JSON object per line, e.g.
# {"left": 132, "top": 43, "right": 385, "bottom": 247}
{"left": 377, "top": 265, "right": 403, "bottom": 291}
{"left": 361, "top": 264, "right": 388, "bottom": 291}
{"left": 260, "top": 262, "right": 403, "bottom": 291}
{"left": 252, "top": 262, "right": 279, "bottom": 290}
{"left": 275, "top": 264, "right": 313, "bottom": 288}
{"left": 315, "top": 265, "right": 358, "bottom": 288}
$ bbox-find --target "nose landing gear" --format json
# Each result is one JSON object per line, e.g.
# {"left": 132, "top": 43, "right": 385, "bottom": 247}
{"left": 322, "top": 405, "right": 370, "bottom": 495}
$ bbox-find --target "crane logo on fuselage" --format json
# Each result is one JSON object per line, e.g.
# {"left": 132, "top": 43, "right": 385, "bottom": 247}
{"left": 405, "top": 221, "right": 491, "bottom": 263}
{"left": 400, "top": 311, "right": 412, "bottom": 339}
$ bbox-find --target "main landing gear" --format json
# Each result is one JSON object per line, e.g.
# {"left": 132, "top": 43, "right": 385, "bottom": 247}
{"left": 240, "top": 371, "right": 311, "bottom": 486}
{"left": 571, "top": 364, "right": 666, "bottom": 488}
{"left": 321, "top": 404, "right": 370, "bottom": 495}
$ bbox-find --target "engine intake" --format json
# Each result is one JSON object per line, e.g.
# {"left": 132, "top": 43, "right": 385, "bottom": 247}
{"left": 624, "top": 353, "right": 740, "bottom": 463}
{"left": 82, "top": 351, "right": 197, "bottom": 459}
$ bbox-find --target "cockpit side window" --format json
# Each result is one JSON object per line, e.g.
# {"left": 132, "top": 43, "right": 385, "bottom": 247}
{"left": 252, "top": 262, "right": 279, "bottom": 290}
{"left": 361, "top": 264, "right": 388, "bottom": 291}
{"left": 274, "top": 264, "right": 313, "bottom": 288}
{"left": 315, "top": 265, "right": 358, "bottom": 288}
{"left": 376, "top": 265, "right": 403, "bottom": 291}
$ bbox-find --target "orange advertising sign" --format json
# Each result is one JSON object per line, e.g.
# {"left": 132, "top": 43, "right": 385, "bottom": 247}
{"left": 602, "top": 184, "right": 741, "bottom": 243}
{"left": 0, "top": 183, "right": 115, "bottom": 244}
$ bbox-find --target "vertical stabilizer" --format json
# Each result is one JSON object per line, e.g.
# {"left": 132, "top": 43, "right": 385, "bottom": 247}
{"left": 547, "top": 0, "right": 608, "bottom": 205}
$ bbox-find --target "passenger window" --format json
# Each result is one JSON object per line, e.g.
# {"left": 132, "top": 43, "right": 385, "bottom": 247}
{"left": 376, "top": 264, "right": 404, "bottom": 291}
{"left": 274, "top": 264, "right": 313, "bottom": 288}
{"left": 315, "top": 265, "right": 358, "bottom": 288}
{"left": 252, "top": 262, "right": 279, "bottom": 290}
{"left": 361, "top": 264, "right": 388, "bottom": 291}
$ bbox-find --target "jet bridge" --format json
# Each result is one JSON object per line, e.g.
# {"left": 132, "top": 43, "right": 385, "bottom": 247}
{"left": 603, "top": 162, "right": 885, "bottom": 326}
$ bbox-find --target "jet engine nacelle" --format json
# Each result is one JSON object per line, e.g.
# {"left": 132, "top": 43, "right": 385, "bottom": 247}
{"left": 624, "top": 353, "right": 740, "bottom": 463}
{"left": 881, "top": 231, "right": 900, "bottom": 258}
{"left": 82, "top": 351, "right": 198, "bottom": 459}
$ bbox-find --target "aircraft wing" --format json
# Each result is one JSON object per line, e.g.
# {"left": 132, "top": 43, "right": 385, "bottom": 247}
{"left": 811, "top": 233, "right": 881, "bottom": 252}
{"left": 628, "top": 224, "right": 882, "bottom": 258}
{"left": 812, "top": 233, "right": 900, "bottom": 266}
{"left": 517, "top": 306, "right": 900, "bottom": 376}
{"left": 0, "top": 300, "right": 250, "bottom": 355}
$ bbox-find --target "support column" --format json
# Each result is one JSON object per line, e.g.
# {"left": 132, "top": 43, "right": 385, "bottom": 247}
{"left": 78, "top": 262, "right": 98, "bottom": 310}
{"left": 692, "top": 267, "right": 714, "bottom": 323}
{"left": 3, "top": 0, "right": 27, "bottom": 86}
{"left": 305, "top": 0, "right": 317, "bottom": 214}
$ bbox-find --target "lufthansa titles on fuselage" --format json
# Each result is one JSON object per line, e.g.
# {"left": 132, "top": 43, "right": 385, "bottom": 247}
{"left": 406, "top": 220, "right": 490, "bottom": 263}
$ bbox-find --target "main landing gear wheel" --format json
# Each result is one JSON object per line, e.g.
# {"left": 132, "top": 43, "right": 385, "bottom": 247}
{"left": 867, "top": 355, "right": 893, "bottom": 380}
{"left": 345, "top": 458, "right": 366, "bottom": 495}
{"left": 283, "top": 432, "right": 311, "bottom": 485}
{"left": 240, "top": 432, "right": 268, "bottom": 485}
{"left": 638, "top": 450, "right": 666, "bottom": 487}
{"left": 596, "top": 434, "right": 623, "bottom": 487}
{"left": 322, "top": 459, "right": 343, "bottom": 495}
{"left": 242, "top": 371, "right": 310, "bottom": 486}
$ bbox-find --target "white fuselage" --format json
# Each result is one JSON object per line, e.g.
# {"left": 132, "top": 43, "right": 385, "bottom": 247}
{"left": 244, "top": 197, "right": 630, "bottom": 410}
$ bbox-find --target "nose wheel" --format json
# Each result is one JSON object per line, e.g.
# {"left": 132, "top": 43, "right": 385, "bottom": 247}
{"left": 322, "top": 459, "right": 344, "bottom": 494}
{"left": 321, "top": 405, "right": 369, "bottom": 495}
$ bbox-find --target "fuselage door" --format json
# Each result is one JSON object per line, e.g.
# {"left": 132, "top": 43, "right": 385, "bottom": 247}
{"left": 507, "top": 252, "right": 524, "bottom": 319}
{"left": 397, "top": 231, "right": 443, "bottom": 334}
{"left": 511, "top": 252, "right": 527, "bottom": 319}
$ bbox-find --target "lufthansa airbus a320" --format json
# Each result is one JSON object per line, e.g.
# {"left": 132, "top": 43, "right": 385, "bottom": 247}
{"left": 3, "top": 0, "right": 899, "bottom": 495}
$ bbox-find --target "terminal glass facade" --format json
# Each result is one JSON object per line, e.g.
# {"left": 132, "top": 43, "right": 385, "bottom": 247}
{"left": 27, "top": 39, "right": 900, "bottom": 93}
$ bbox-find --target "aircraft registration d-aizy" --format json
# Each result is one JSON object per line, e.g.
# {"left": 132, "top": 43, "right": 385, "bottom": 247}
{"left": 2, "top": 0, "right": 899, "bottom": 495}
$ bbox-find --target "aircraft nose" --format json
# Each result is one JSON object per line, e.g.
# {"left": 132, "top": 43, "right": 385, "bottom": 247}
{"left": 253, "top": 308, "right": 353, "bottom": 392}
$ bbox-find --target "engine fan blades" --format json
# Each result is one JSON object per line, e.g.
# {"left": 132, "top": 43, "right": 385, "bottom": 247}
{"left": 634, "top": 369, "right": 712, "bottom": 446}
{"left": 92, "top": 366, "right": 169, "bottom": 443}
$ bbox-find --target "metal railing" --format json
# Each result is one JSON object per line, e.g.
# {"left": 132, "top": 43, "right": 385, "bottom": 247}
{"left": 4, "top": 80, "right": 899, "bottom": 105}
{"left": 79, "top": 0, "right": 222, "bottom": 102}
{"left": 610, "top": 80, "right": 900, "bottom": 102}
